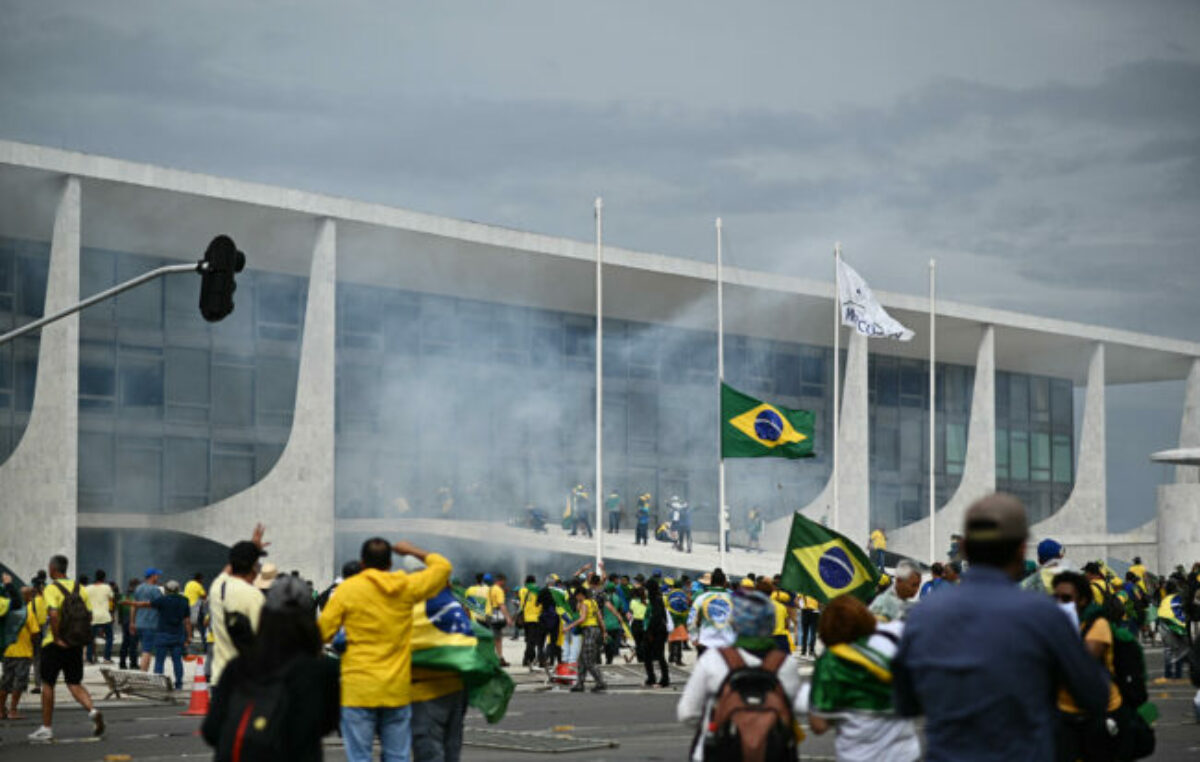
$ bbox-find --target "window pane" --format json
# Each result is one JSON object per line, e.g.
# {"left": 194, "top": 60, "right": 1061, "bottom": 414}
{"left": 116, "top": 442, "right": 161, "bottom": 511}
{"left": 946, "top": 423, "right": 967, "bottom": 465}
{"left": 212, "top": 366, "right": 254, "bottom": 426}
{"left": 165, "top": 437, "right": 209, "bottom": 497}
{"left": 1010, "top": 431, "right": 1030, "bottom": 480}
{"left": 212, "top": 451, "right": 255, "bottom": 501}
{"left": 1051, "top": 380, "right": 1072, "bottom": 430}
{"left": 1031, "top": 432, "right": 1051, "bottom": 470}
{"left": 115, "top": 255, "right": 163, "bottom": 326}
{"left": 79, "top": 432, "right": 115, "bottom": 492}
{"left": 1009, "top": 375, "right": 1029, "bottom": 423}
{"left": 165, "top": 347, "right": 210, "bottom": 405}
{"left": 1052, "top": 434, "right": 1073, "bottom": 484}
{"left": 119, "top": 359, "right": 164, "bottom": 418}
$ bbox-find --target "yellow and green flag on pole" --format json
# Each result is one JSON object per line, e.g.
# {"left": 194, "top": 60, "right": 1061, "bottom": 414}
{"left": 778, "top": 513, "right": 880, "bottom": 603}
{"left": 721, "top": 383, "right": 814, "bottom": 459}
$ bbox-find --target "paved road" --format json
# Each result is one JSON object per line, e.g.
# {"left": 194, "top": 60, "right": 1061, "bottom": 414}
{"left": 1, "top": 654, "right": 1197, "bottom": 760}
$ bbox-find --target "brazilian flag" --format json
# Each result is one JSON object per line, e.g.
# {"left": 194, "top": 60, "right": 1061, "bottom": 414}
{"left": 721, "top": 383, "right": 814, "bottom": 459}
{"left": 412, "top": 587, "right": 514, "bottom": 723}
{"left": 778, "top": 513, "right": 880, "bottom": 603}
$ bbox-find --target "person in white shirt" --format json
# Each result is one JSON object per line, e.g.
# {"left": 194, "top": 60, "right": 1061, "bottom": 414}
{"left": 208, "top": 535, "right": 268, "bottom": 686}
{"left": 84, "top": 570, "right": 114, "bottom": 665}
{"left": 678, "top": 589, "right": 805, "bottom": 762}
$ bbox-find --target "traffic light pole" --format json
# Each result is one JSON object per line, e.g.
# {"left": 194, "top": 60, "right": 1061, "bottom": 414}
{"left": 0, "top": 261, "right": 202, "bottom": 347}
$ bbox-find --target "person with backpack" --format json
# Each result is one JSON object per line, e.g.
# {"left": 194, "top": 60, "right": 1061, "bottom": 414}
{"left": 1053, "top": 571, "right": 1155, "bottom": 761}
{"left": 27, "top": 554, "right": 104, "bottom": 742}
{"left": 677, "top": 589, "right": 804, "bottom": 762}
{"left": 806, "top": 594, "right": 920, "bottom": 762}
{"left": 203, "top": 575, "right": 340, "bottom": 762}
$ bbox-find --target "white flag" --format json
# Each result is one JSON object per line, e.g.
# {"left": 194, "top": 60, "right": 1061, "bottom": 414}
{"left": 836, "top": 259, "right": 915, "bottom": 341}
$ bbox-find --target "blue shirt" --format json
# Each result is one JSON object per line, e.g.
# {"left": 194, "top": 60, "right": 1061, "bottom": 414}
{"left": 135, "top": 582, "right": 163, "bottom": 631}
{"left": 893, "top": 565, "right": 1110, "bottom": 762}
{"left": 151, "top": 593, "right": 191, "bottom": 645}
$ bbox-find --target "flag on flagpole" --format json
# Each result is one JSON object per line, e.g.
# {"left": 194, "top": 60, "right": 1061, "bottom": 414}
{"left": 778, "top": 513, "right": 881, "bottom": 603}
{"left": 837, "top": 259, "right": 914, "bottom": 341}
{"left": 721, "top": 383, "right": 814, "bottom": 459}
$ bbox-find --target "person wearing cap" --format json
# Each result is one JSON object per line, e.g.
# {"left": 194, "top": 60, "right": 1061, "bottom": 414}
{"left": 635, "top": 493, "right": 652, "bottom": 545}
{"left": 149, "top": 581, "right": 192, "bottom": 690}
{"left": 208, "top": 530, "right": 269, "bottom": 687}
{"left": 1021, "top": 537, "right": 1072, "bottom": 594}
{"left": 203, "top": 575, "right": 340, "bottom": 762}
{"left": 133, "top": 568, "right": 164, "bottom": 672}
{"left": 318, "top": 537, "right": 452, "bottom": 762}
{"left": 254, "top": 562, "right": 280, "bottom": 592}
{"left": 892, "top": 493, "right": 1111, "bottom": 761}
{"left": 677, "top": 589, "right": 804, "bottom": 761}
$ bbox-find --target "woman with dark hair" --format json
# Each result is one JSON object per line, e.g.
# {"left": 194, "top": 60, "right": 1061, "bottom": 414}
{"left": 202, "top": 576, "right": 339, "bottom": 761}
{"left": 642, "top": 578, "right": 670, "bottom": 688}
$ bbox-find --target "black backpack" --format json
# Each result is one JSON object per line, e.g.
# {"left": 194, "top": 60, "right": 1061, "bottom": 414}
{"left": 1082, "top": 617, "right": 1155, "bottom": 759}
{"left": 52, "top": 581, "right": 93, "bottom": 649}
{"left": 701, "top": 649, "right": 797, "bottom": 762}
{"left": 215, "top": 666, "right": 291, "bottom": 762}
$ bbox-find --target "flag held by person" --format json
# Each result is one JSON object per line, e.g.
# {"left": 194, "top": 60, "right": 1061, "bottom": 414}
{"left": 778, "top": 513, "right": 881, "bottom": 603}
{"left": 412, "top": 587, "right": 514, "bottom": 723}
{"left": 837, "top": 258, "right": 914, "bottom": 341}
{"left": 721, "top": 383, "right": 814, "bottom": 459}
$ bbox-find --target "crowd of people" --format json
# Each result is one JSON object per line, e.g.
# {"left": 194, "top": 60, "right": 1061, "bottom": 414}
{"left": 3, "top": 492, "right": 1199, "bottom": 760}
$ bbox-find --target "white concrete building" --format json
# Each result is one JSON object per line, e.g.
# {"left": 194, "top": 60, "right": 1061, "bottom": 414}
{"left": 0, "top": 140, "right": 1196, "bottom": 583}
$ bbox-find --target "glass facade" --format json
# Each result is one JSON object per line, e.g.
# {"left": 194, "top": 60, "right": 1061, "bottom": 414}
{"left": 0, "top": 238, "right": 48, "bottom": 464}
{"left": 333, "top": 283, "right": 1075, "bottom": 536}
{"left": 76, "top": 245, "right": 306, "bottom": 513}
{"left": 0, "top": 235, "right": 1075, "bottom": 545}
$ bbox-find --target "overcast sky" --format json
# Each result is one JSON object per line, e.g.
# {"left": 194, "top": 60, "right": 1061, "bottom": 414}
{"left": 2, "top": 0, "right": 1197, "bottom": 531}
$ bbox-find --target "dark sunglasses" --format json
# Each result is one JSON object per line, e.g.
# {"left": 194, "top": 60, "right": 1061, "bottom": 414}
{"left": 1054, "top": 594, "right": 1075, "bottom": 603}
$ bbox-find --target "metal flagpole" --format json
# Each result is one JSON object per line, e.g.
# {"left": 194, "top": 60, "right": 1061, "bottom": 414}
{"left": 832, "top": 243, "right": 841, "bottom": 532}
{"left": 716, "top": 218, "right": 727, "bottom": 571}
{"left": 929, "top": 258, "right": 937, "bottom": 564}
{"left": 594, "top": 197, "right": 604, "bottom": 571}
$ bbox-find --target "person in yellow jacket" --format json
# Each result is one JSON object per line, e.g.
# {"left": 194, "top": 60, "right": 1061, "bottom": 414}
{"left": 1, "top": 583, "right": 40, "bottom": 720}
{"left": 869, "top": 527, "right": 887, "bottom": 570}
{"left": 318, "top": 538, "right": 452, "bottom": 762}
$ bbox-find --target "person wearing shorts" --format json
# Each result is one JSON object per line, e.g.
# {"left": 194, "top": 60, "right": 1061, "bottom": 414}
{"left": 28, "top": 554, "right": 104, "bottom": 742}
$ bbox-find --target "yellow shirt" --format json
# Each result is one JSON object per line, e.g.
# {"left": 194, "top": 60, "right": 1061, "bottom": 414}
{"left": 32, "top": 594, "right": 48, "bottom": 627}
{"left": 1058, "top": 617, "right": 1121, "bottom": 713}
{"left": 772, "top": 600, "right": 790, "bottom": 637}
{"left": 318, "top": 554, "right": 452, "bottom": 708}
{"left": 41, "top": 578, "right": 90, "bottom": 647}
{"left": 488, "top": 585, "right": 507, "bottom": 618}
{"left": 208, "top": 573, "right": 265, "bottom": 685}
{"left": 3, "top": 602, "right": 41, "bottom": 659}
{"left": 184, "top": 580, "right": 206, "bottom": 607}
{"left": 519, "top": 587, "right": 542, "bottom": 623}
{"left": 870, "top": 530, "right": 887, "bottom": 551}
{"left": 579, "top": 598, "right": 600, "bottom": 628}
{"left": 410, "top": 669, "right": 465, "bottom": 703}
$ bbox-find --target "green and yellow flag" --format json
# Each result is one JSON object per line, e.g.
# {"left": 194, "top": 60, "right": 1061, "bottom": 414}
{"left": 778, "top": 513, "right": 880, "bottom": 603}
{"left": 721, "top": 383, "right": 814, "bottom": 459}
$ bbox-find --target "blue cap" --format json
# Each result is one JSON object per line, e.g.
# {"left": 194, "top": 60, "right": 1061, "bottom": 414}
{"left": 1037, "top": 539, "right": 1063, "bottom": 564}
{"left": 653, "top": 569, "right": 662, "bottom": 577}
{"left": 483, "top": 573, "right": 494, "bottom": 584}
{"left": 144, "top": 567, "right": 162, "bottom": 578}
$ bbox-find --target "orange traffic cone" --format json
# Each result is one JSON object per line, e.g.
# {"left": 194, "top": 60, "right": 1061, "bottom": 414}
{"left": 180, "top": 655, "right": 209, "bottom": 716}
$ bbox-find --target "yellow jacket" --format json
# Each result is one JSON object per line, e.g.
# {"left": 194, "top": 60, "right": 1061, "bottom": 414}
{"left": 318, "top": 554, "right": 452, "bottom": 708}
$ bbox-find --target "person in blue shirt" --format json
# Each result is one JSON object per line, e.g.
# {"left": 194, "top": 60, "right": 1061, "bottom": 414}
{"left": 150, "top": 581, "right": 192, "bottom": 689}
{"left": 132, "top": 569, "right": 164, "bottom": 672}
{"left": 919, "top": 563, "right": 945, "bottom": 598}
{"left": 893, "top": 494, "right": 1111, "bottom": 762}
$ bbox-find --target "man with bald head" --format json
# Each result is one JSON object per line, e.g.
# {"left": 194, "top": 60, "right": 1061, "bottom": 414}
{"left": 892, "top": 493, "right": 1111, "bottom": 762}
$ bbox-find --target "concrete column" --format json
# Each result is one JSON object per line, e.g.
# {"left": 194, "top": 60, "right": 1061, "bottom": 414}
{"left": 765, "top": 330, "right": 870, "bottom": 550}
{"left": 891, "top": 325, "right": 996, "bottom": 560}
{"left": 1031, "top": 343, "right": 1106, "bottom": 555}
{"left": 0, "top": 176, "right": 80, "bottom": 579}
{"left": 1157, "top": 358, "right": 1200, "bottom": 571}
{"left": 114, "top": 218, "right": 338, "bottom": 582}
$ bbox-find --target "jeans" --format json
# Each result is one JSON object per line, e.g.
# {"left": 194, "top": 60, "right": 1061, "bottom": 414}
{"left": 412, "top": 689, "right": 467, "bottom": 762}
{"left": 800, "top": 610, "right": 820, "bottom": 654}
{"left": 522, "top": 622, "right": 543, "bottom": 666}
{"left": 88, "top": 622, "right": 113, "bottom": 662}
{"left": 635, "top": 522, "right": 649, "bottom": 545}
{"left": 608, "top": 512, "right": 620, "bottom": 532}
{"left": 154, "top": 640, "right": 184, "bottom": 689}
{"left": 119, "top": 622, "right": 139, "bottom": 669}
{"left": 874, "top": 548, "right": 887, "bottom": 569}
{"left": 563, "top": 631, "right": 581, "bottom": 664}
{"left": 342, "top": 705, "right": 413, "bottom": 762}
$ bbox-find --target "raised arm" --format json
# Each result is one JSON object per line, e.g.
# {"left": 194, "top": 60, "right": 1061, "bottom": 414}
{"left": 395, "top": 542, "right": 453, "bottom": 603}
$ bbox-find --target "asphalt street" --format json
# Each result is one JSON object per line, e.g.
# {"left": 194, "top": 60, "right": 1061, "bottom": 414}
{"left": 0, "top": 651, "right": 1196, "bottom": 760}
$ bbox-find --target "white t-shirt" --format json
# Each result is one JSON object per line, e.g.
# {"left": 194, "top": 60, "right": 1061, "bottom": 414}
{"left": 86, "top": 582, "right": 114, "bottom": 625}
{"left": 207, "top": 572, "right": 264, "bottom": 685}
{"left": 811, "top": 621, "right": 921, "bottom": 762}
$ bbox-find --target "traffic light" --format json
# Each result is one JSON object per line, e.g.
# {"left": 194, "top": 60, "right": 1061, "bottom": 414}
{"left": 198, "top": 235, "right": 246, "bottom": 322}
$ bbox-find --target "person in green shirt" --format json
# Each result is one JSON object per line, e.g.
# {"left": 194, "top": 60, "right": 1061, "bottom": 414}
{"left": 605, "top": 490, "right": 622, "bottom": 534}
{"left": 117, "top": 579, "right": 140, "bottom": 670}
